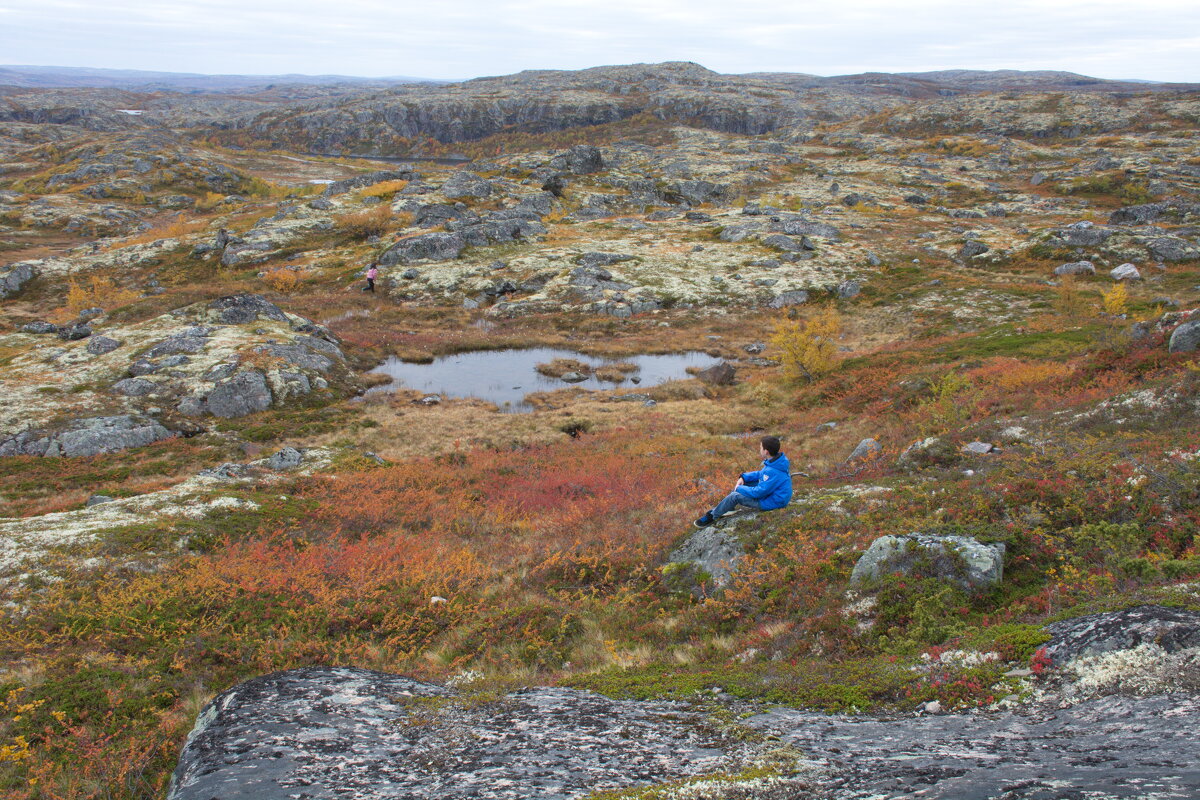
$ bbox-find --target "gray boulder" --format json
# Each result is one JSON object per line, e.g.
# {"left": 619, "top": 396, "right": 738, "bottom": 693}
{"left": 208, "top": 294, "right": 290, "bottom": 325}
{"left": 206, "top": 371, "right": 272, "bottom": 418}
{"left": 1044, "top": 605, "right": 1200, "bottom": 664}
{"left": 86, "top": 335, "right": 122, "bottom": 355}
{"left": 836, "top": 280, "right": 862, "bottom": 300}
{"left": 962, "top": 441, "right": 996, "bottom": 455}
{"left": 112, "top": 378, "right": 157, "bottom": 397}
{"left": 379, "top": 232, "right": 466, "bottom": 265}
{"left": 958, "top": 240, "right": 989, "bottom": 262}
{"left": 846, "top": 438, "right": 882, "bottom": 464}
{"left": 1146, "top": 237, "right": 1199, "bottom": 263}
{"left": 146, "top": 333, "right": 207, "bottom": 357}
{"left": 897, "top": 437, "right": 961, "bottom": 470}
{"left": 665, "top": 180, "right": 726, "bottom": 206}
{"left": 761, "top": 234, "right": 813, "bottom": 253}
{"left": 718, "top": 222, "right": 764, "bottom": 243}
{"left": 56, "top": 323, "right": 91, "bottom": 341}
{"left": 0, "top": 262, "right": 35, "bottom": 299}
{"left": 265, "top": 447, "right": 304, "bottom": 470}
{"left": 552, "top": 145, "right": 605, "bottom": 174}
{"left": 577, "top": 252, "right": 635, "bottom": 270}
{"left": 1168, "top": 320, "right": 1200, "bottom": 353}
{"left": 0, "top": 415, "right": 175, "bottom": 458}
{"left": 768, "top": 290, "right": 809, "bottom": 309}
{"left": 664, "top": 526, "right": 746, "bottom": 597}
{"left": 1054, "top": 261, "right": 1096, "bottom": 277}
{"left": 850, "top": 533, "right": 1005, "bottom": 590}
{"left": 440, "top": 170, "right": 493, "bottom": 200}
{"left": 773, "top": 219, "right": 841, "bottom": 241}
{"left": 1110, "top": 263, "right": 1141, "bottom": 281}
{"left": 696, "top": 361, "right": 736, "bottom": 386}
{"left": 22, "top": 321, "right": 57, "bottom": 334}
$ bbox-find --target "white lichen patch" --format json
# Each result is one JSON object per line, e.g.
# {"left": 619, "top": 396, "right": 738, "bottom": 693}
{"left": 1059, "top": 643, "right": 1200, "bottom": 700}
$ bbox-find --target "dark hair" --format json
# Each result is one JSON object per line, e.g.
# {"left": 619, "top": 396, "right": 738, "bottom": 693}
{"left": 761, "top": 435, "right": 781, "bottom": 457}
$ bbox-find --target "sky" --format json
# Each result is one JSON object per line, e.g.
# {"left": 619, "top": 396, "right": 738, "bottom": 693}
{"left": 2, "top": 0, "right": 1198, "bottom": 83}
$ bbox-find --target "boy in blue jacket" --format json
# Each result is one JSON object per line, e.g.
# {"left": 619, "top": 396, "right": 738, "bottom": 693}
{"left": 695, "top": 435, "right": 792, "bottom": 527}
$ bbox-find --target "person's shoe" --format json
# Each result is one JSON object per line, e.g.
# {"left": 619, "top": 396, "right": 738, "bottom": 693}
{"left": 694, "top": 512, "right": 714, "bottom": 528}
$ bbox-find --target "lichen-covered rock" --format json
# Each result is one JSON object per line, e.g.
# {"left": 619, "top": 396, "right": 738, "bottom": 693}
{"left": 768, "top": 290, "right": 808, "bottom": 308}
{"left": 205, "top": 370, "right": 272, "bottom": 418}
{"left": 86, "top": 335, "right": 122, "bottom": 355}
{"left": 664, "top": 525, "right": 746, "bottom": 596}
{"left": 0, "top": 415, "right": 175, "bottom": 458}
{"left": 1043, "top": 605, "right": 1200, "bottom": 663}
{"left": 168, "top": 666, "right": 758, "bottom": 800}
{"left": 207, "top": 294, "right": 290, "bottom": 325}
{"left": 1054, "top": 260, "right": 1096, "bottom": 276}
{"left": 440, "top": 170, "right": 493, "bottom": 200}
{"left": 1169, "top": 320, "right": 1200, "bottom": 353}
{"left": 850, "top": 533, "right": 1005, "bottom": 590}
{"left": 0, "top": 262, "right": 35, "bottom": 299}
{"left": 846, "top": 438, "right": 882, "bottom": 465}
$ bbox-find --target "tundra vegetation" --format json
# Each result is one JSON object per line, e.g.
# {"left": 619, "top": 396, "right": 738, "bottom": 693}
{"left": 0, "top": 62, "right": 1199, "bottom": 798}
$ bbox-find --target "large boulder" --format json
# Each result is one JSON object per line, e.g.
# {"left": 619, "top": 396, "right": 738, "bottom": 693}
{"left": 664, "top": 526, "right": 746, "bottom": 597}
{"left": 440, "top": 170, "right": 493, "bottom": 200}
{"left": 322, "top": 169, "right": 417, "bottom": 196}
{"left": 696, "top": 361, "right": 736, "bottom": 386}
{"left": 846, "top": 438, "right": 882, "bottom": 465}
{"left": 205, "top": 370, "right": 273, "bottom": 418}
{"left": 551, "top": 145, "right": 604, "bottom": 175}
{"left": 0, "top": 262, "right": 35, "bottom": 299}
{"left": 1169, "top": 320, "right": 1200, "bottom": 353}
{"left": 207, "top": 294, "right": 290, "bottom": 325}
{"left": 1054, "top": 261, "right": 1096, "bottom": 277}
{"left": 850, "top": 533, "right": 1005, "bottom": 590}
{"left": 0, "top": 415, "right": 175, "bottom": 458}
{"left": 379, "top": 232, "right": 466, "bottom": 265}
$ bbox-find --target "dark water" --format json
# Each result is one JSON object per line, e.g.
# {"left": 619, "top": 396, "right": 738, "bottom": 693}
{"left": 367, "top": 348, "right": 721, "bottom": 412}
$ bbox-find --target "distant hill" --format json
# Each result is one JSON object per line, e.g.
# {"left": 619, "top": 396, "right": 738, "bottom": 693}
{"left": 0, "top": 65, "right": 446, "bottom": 93}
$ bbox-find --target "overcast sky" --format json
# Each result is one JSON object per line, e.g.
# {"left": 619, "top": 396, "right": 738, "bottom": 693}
{"left": 3, "top": 0, "right": 1198, "bottom": 82}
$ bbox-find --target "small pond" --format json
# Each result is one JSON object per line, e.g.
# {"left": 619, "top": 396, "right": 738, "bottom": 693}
{"left": 367, "top": 348, "right": 722, "bottom": 412}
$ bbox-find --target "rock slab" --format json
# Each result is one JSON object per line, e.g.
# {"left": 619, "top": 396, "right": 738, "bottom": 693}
{"left": 169, "top": 666, "right": 739, "bottom": 800}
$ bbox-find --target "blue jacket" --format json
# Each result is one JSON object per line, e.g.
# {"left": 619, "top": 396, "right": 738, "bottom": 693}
{"left": 736, "top": 453, "right": 793, "bottom": 510}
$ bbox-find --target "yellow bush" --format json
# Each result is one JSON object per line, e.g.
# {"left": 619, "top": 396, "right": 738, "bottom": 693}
{"left": 1101, "top": 282, "right": 1129, "bottom": 316}
{"left": 262, "top": 267, "right": 302, "bottom": 293}
{"left": 53, "top": 274, "right": 141, "bottom": 322}
{"left": 359, "top": 179, "right": 408, "bottom": 199}
{"left": 336, "top": 205, "right": 392, "bottom": 238}
{"left": 770, "top": 305, "right": 842, "bottom": 384}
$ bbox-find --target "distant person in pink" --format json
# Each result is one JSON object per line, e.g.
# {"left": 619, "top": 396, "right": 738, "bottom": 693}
{"left": 364, "top": 263, "right": 378, "bottom": 293}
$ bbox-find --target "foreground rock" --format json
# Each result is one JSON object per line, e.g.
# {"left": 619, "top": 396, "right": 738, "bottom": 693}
{"left": 169, "top": 666, "right": 804, "bottom": 800}
{"left": 749, "top": 693, "right": 1200, "bottom": 799}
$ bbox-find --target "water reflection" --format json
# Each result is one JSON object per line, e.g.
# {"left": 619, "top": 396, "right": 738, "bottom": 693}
{"left": 368, "top": 347, "right": 721, "bottom": 412}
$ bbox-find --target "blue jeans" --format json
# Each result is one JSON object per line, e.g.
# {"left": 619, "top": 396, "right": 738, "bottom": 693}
{"left": 711, "top": 491, "right": 761, "bottom": 518}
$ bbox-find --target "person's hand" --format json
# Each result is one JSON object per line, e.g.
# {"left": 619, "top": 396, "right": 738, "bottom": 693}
{"left": 735, "top": 477, "right": 744, "bottom": 488}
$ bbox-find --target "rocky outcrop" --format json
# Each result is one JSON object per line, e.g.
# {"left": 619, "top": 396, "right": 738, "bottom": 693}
{"left": 664, "top": 525, "right": 746, "bottom": 597}
{"left": 0, "top": 262, "right": 35, "bottom": 299}
{"left": 1043, "top": 604, "right": 1200, "bottom": 663}
{"left": 0, "top": 415, "right": 175, "bottom": 457}
{"left": 850, "top": 533, "right": 1005, "bottom": 590}
{"left": 169, "top": 666, "right": 777, "bottom": 800}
